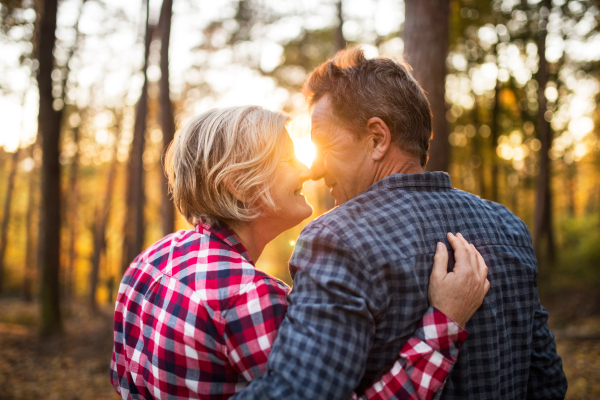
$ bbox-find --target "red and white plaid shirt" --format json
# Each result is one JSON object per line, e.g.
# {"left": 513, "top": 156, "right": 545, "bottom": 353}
{"left": 111, "top": 222, "right": 467, "bottom": 400}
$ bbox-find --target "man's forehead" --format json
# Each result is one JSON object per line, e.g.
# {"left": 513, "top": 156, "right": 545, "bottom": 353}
{"left": 311, "top": 95, "right": 332, "bottom": 120}
{"left": 310, "top": 96, "right": 333, "bottom": 140}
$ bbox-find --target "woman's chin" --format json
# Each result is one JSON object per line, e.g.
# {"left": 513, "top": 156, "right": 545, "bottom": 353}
{"left": 288, "top": 203, "right": 314, "bottom": 228}
{"left": 301, "top": 203, "right": 314, "bottom": 220}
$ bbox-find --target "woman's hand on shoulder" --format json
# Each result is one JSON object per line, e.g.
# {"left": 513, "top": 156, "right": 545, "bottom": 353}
{"left": 428, "top": 232, "right": 490, "bottom": 327}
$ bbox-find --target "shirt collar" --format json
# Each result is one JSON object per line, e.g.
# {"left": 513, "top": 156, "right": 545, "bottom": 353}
{"left": 366, "top": 172, "right": 453, "bottom": 193}
{"left": 195, "top": 221, "right": 254, "bottom": 265}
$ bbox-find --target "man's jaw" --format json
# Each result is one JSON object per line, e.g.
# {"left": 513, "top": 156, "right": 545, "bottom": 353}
{"left": 326, "top": 183, "right": 341, "bottom": 205}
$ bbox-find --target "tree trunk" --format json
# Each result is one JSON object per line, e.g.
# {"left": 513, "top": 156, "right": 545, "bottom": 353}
{"left": 471, "top": 102, "right": 486, "bottom": 198}
{"left": 533, "top": 0, "right": 555, "bottom": 265}
{"left": 404, "top": 0, "right": 450, "bottom": 172}
{"left": 336, "top": 0, "right": 345, "bottom": 51}
{"left": 585, "top": 183, "right": 598, "bottom": 215}
{"left": 37, "top": 0, "right": 63, "bottom": 336}
{"left": 121, "top": 2, "right": 152, "bottom": 274}
{"left": 491, "top": 80, "right": 501, "bottom": 203}
{"left": 65, "top": 123, "right": 81, "bottom": 300}
{"left": 0, "top": 147, "right": 20, "bottom": 293}
{"left": 89, "top": 114, "right": 122, "bottom": 310}
{"left": 566, "top": 162, "right": 576, "bottom": 217}
{"left": 159, "top": 0, "right": 176, "bottom": 236}
{"left": 89, "top": 206, "right": 105, "bottom": 311}
{"left": 22, "top": 145, "right": 38, "bottom": 302}
{"left": 510, "top": 177, "right": 519, "bottom": 216}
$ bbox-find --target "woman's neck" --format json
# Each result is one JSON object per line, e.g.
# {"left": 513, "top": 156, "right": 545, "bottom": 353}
{"left": 227, "top": 218, "right": 280, "bottom": 263}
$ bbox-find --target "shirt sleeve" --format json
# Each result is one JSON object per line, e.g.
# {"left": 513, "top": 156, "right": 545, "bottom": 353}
{"left": 352, "top": 307, "right": 468, "bottom": 400}
{"left": 230, "top": 224, "right": 395, "bottom": 400}
{"left": 526, "top": 288, "right": 568, "bottom": 399}
{"left": 221, "top": 277, "right": 289, "bottom": 381}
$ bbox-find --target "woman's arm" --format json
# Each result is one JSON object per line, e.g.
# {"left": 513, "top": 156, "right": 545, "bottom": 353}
{"left": 222, "top": 233, "right": 488, "bottom": 400}
{"left": 353, "top": 232, "right": 489, "bottom": 400}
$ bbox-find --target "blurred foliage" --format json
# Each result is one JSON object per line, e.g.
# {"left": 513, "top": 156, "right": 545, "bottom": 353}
{"left": 0, "top": 0, "right": 597, "bottom": 305}
{"left": 556, "top": 215, "right": 600, "bottom": 284}
{"left": 0, "top": 0, "right": 598, "bottom": 397}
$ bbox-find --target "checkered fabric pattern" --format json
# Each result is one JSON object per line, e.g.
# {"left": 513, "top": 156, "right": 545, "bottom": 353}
{"left": 231, "top": 172, "right": 567, "bottom": 400}
{"left": 358, "top": 309, "right": 468, "bottom": 400}
{"left": 111, "top": 221, "right": 467, "bottom": 400}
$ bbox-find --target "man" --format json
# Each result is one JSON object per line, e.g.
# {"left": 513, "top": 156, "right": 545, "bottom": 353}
{"left": 231, "top": 47, "right": 567, "bottom": 399}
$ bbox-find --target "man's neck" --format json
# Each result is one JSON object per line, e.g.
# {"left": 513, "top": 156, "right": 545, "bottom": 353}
{"left": 372, "top": 147, "right": 424, "bottom": 183}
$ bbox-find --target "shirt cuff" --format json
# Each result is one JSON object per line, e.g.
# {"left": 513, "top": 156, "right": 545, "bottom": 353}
{"left": 414, "top": 306, "right": 469, "bottom": 360}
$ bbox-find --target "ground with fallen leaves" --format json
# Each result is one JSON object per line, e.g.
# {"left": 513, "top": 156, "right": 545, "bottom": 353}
{"left": 0, "top": 288, "right": 598, "bottom": 400}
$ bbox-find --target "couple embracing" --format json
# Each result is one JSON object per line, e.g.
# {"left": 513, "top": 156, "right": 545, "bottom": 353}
{"left": 110, "top": 47, "right": 567, "bottom": 399}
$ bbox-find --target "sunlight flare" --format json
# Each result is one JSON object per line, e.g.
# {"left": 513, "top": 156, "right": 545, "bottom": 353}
{"left": 292, "top": 137, "right": 315, "bottom": 168}
{"left": 287, "top": 111, "right": 315, "bottom": 167}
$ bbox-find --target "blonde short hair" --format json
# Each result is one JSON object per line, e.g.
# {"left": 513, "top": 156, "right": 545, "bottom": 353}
{"left": 165, "top": 106, "right": 290, "bottom": 226}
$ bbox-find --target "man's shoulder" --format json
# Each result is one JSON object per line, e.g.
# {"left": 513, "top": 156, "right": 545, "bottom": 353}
{"left": 479, "top": 198, "right": 533, "bottom": 244}
{"left": 301, "top": 189, "right": 396, "bottom": 236}
{"left": 301, "top": 186, "right": 532, "bottom": 249}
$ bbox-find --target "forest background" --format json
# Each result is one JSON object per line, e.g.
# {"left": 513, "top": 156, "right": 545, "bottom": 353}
{"left": 0, "top": 0, "right": 599, "bottom": 398}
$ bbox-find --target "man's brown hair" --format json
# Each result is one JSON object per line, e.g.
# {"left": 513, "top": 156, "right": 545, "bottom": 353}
{"left": 303, "top": 46, "right": 432, "bottom": 166}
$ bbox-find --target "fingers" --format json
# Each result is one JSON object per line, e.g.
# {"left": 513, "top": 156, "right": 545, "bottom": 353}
{"left": 446, "top": 232, "right": 461, "bottom": 250}
{"left": 456, "top": 234, "right": 477, "bottom": 269}
{"left": 475, "top": 249, "right": 488, "bottom": 281}
{"left": 468, "top": 243, "right": 478, "bottom": 275}
{"left": 447, "top": 232, "right": 471, "bottom": 271}
{"left": 431, "top": 242, "right": 448, "bottom": 279}
{"left": 432, "top": 234, "right": 491, "bottom": 327}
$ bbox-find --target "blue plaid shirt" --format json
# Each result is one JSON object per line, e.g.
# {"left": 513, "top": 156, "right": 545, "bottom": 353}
{"left": 231, "top": 172, "right": 567, "bottom": 400}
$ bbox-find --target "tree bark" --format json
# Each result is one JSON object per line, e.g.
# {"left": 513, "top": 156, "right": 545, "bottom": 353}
{"left": 37, "top": 0, "right": 63, "bottom": 336}
{"left": 533, "top": 0, "right": 555, "bottom": 265}
{"left": 566, "top": 162, "right": 576, "bottom": 217}
{"left": 491, "top": 80, "right": 501, "bottom": 203}
{"left": 121, "top": 1, "right": 152, "bottom": 274}
{"left": 65, "top": 123, "right": 81, "bottom": 301}
{"left": 60, "top": 1, "right": 86, "bottom": 302}
{"left": 22, "top": 145, "right": 38, "bottom": 302}
{"left": 159, "top": 0, "right": 176, "bottom": 236}
{"left": 585, "top": 183, "right": 598, "bottom": 215}
{"left": 89, "top": 114, "right": 122, "bottom": 310}
{"left": 336, "top": 0, "right": 345, "bottom": 51}
{"left": 471, "top": 102, "right": 486, "bottom": 198}
{"left": 0, "top": 147, "right": 20, "bottom": 293}
{"left": 403, "top": 0, "right": 450, "bottom": 172}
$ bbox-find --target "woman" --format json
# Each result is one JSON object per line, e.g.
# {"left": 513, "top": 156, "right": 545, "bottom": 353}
{"left": 110, "top": 106, "right": 489, "bottom": 400}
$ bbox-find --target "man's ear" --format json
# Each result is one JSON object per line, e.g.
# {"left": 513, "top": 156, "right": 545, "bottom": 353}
{"left": 365, "top": 117, "right": 392, "bottom": 161}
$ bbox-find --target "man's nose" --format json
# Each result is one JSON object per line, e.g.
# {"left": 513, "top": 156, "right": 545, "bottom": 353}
{"left": 298, "top": 161, "right": 311, "bottom": 183}
{"left": 310, "top": 153, "right": 326, "bottom": 181}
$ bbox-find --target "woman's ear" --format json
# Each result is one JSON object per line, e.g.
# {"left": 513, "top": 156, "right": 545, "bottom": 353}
{"left": 365, "top": 117, "right": 392, "bottom": 161}
{"left": 223, "top": 179, "right": 247, "bottom": 203}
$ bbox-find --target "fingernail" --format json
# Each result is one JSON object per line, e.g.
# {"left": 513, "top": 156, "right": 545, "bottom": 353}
{"left": 437, "top": 242, "right": 443, "bottom": 251}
